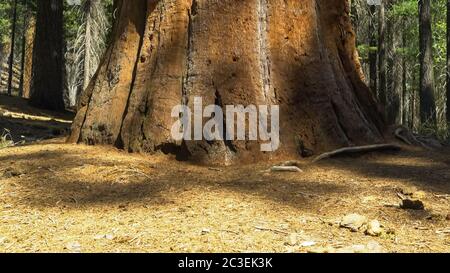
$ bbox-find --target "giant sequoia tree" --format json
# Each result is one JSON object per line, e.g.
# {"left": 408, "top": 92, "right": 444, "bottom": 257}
{"left": 69, "top": 0, "right": 385, "bottom": 165}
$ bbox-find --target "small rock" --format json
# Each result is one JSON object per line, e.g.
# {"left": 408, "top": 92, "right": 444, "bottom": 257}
{"left": 300, "top": 241, "right": 316, "bottom": 247}
{"left": 366, "top": 220, "right": 383, "bottom": 236}
{"left": 285, "top": 233, "right": 298, "bottom": 246}
{"left": 340, "top": 213, "right": 368, "bottom": 232}
{"left": 66, "top": 241, "right": 82, "bottom": 253}
{"left": 201, "top": 228, "right": 211, "bottom": 235}
{"left": 366, "top": 241, "right": 384, "bottom": 252}
{"left": 400, "top": 198, "right": 425, "bottom": 210}
{"left": 0, "top": 236, "right": 8, "bottom": 244}
{"left": 446, "top": 214, "right": 450, "bottom": 221}
{"left": 336, "top": 241, "right": 384, "bottom": 253}
{"left": 94, "top": 234, "right": 115, "bottom": 240}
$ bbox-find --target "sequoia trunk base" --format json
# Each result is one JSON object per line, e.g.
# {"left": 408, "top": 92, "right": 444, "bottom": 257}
{"left": 69, "top": 0, "right": 385, "bottom": 165}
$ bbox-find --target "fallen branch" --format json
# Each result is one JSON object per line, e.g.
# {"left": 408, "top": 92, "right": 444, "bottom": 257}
{"left": 270, "top": 166, "right": 303, "bottom": 172}
{"left": 312, "top": 144, "right": 401, "bottom": 163}
{"left": 254, "top": 226, "right": 289, "bottom": 235}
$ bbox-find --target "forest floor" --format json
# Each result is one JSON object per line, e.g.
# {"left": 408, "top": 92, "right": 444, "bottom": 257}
{"left": 0, "top": 95, "right": 449, "bottom": 253}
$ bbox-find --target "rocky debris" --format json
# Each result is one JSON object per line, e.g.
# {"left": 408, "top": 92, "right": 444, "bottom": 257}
{"left": 284, "top": 233, "right": 317, "bottom": 248}
{"left": 397, "top": 188, "right": 426, "bottom": 210}
{"left": 270, "top": 166, "right": 303, "bottom": 173}
{"left": 66, "top": 241, "right": 82, "bottom": 253}
{"left": 335, "top": 241, "right": 384, "bottom": 253}
{"left": 201, "top": 228, "right": 211, "bottom": 235}
{"left": 1, "top": 167, "right": 23, "bottom": 178}
{"left": 400, "top": 198, "right": 425, "bottom": 210}
{"left": 299, "top": 241, "right": 316, "bottom": 247}
{"left": 366, "top": 220, "right": 383, "bottom": 236}
{"left": 340, "top": 214, "right": 368, "bottom": 232}
{"left": 340, "top": 214, "right": 385, "bottom": 237}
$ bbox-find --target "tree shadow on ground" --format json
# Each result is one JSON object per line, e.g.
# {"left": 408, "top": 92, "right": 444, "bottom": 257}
{"left": 1, "top": 145, "right": 449, "bottom": 219}
{"left": 0, "top": 148, "right": 347, "bottom": 212}
{"left": 0, "top": 116, "right": 71, "bottom": 142}
{"left": 0, "top": 94, "right": 74, "bottom": 120}
{"left": 316, "top": 148, "right": 450, "bottom": 195}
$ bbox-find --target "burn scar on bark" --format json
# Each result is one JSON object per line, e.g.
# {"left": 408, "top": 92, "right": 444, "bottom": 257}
{"left": 182, "top": 0, "right": 196, "bottom": 108}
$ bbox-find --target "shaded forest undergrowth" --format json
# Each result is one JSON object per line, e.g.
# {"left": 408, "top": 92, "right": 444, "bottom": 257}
{"left": 0, "top": 95, "right": 449, "bottom": 252}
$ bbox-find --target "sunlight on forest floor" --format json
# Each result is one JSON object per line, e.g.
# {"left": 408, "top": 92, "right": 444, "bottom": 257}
{"left": 0, "top": 95, "right": 449, "bottom": 253}
{"left": 0, "top": 141, "right": 449, "bottom": 253}
{"left": 0, "top": 95, "right": 73, "bottom": 144}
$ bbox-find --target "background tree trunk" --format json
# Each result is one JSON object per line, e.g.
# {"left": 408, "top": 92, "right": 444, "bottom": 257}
{"left": 83, "top": 1, "right": 93, "bottom": 91}
{"left": 30, "top": 0, "right": 65, "bottom": 111}
{"left": 22, "top": 16, "right": 35, "bottom": 99}
{"left": 388, "top": 1, "right": 402, "bottom": 125}
{"left": 7, "top": 0, "right": 18, "bottom": 96}
{"left": 82, "top": 0, "right": 108, "bottom": 90}
{"left": 418, "top": 0, "right": 437, "bottom": 125}
{"left": 447, "top": 0, "right": 450, "bottom": 125}
{"left": 369, "top": 4, "right": 378, "bottom": 94}
{"left": 69, "top": 0, "right": 385, "bottom": 165}
{"left": 378, "top": 0, "right": 386, "bottom": 107}
{"left": 350, "top": 0, "right": 359, "bottom": 44}
{"left": 18, "top": 0, "right": 28, "bottom": 98}
{"left": 66, "top": 0, "right": 110, "bottom": 108}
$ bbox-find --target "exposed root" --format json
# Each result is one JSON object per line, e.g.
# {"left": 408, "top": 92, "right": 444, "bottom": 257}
{"left": 312, "top": 144, "right": 401, "bottom": 163}
{"left": 394, "top": 126, "right": 436, "bottom": 150}
{"left": 394, "top": 127, "right": 413, "bottom": 145}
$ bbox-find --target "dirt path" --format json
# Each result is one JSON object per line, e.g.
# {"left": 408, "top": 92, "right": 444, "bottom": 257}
{"left": 0, "top": 96, "right": 449, "bottom": 253}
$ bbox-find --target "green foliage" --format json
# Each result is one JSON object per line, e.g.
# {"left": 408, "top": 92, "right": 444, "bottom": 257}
{"left": 355, "top": 0, "right": 449, "bottom": 139}
{"left": 0, "top": 1, "right": 12, "bottom": 45}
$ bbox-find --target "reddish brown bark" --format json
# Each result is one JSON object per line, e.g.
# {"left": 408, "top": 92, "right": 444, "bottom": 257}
{"left": 69, "top": 0, "right": 385, "bottom": 165}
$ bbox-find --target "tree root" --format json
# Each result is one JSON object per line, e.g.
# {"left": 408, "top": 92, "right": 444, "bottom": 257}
{"left": 394, "top": 126, "right": 436, "bottom": 150}
{"left": 312, "top": 144, "right": 401, "bottom": 163}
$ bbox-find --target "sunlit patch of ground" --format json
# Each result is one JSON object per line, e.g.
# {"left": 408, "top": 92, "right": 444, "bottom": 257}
{"left": 0, "top": 95, "right": 449, "bottom": 252}
{"left": 0, "top": 95, "right": 73, "bottom": 143}
{"left": 0, "top": 140, "right": 449, "bottom": 253}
